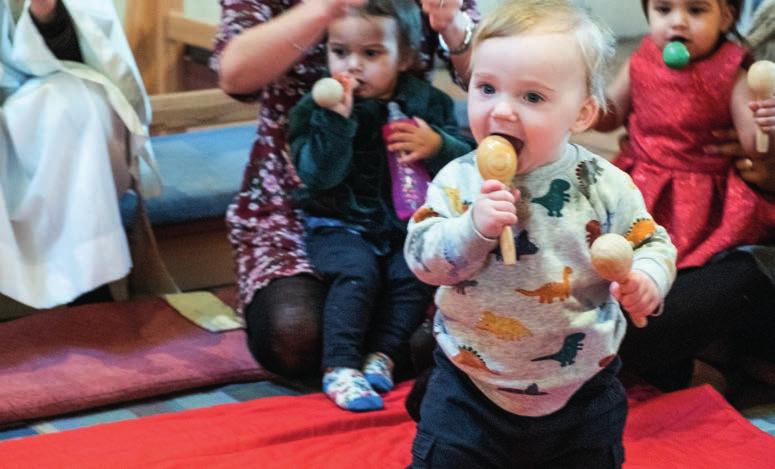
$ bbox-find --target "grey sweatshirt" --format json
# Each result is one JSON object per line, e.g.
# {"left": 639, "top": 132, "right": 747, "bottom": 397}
{"left": 405, "top": 143, "right": 677, "bottom": 416}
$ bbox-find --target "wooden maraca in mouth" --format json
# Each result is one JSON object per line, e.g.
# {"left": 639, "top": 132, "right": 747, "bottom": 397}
{"left": 476, "top": 135, "right": 519, "bottom": 265}
{"left": 476, "top": 135, "right": 518, "bottom": 185}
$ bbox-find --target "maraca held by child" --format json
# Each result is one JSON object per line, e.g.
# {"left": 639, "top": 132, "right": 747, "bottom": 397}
{"left": 476, "top": 135, "right": 518, "bottom": 264}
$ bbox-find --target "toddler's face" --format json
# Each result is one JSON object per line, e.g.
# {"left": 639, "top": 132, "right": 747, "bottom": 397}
{"left": 327, "top": 14, "right": 408, "bottom": 100}
{"left": 646, "top": 0, "right": 734, "bottom": 61}
{"left": 467, "top": 32, "right": 597, "bottom": 174}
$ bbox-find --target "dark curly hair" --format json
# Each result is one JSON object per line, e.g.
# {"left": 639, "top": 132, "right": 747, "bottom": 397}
{"left": 354, "top": 0, "right": 423, "bottom": 68}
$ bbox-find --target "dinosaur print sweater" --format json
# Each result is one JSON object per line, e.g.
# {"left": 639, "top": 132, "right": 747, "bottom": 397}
{"left": 405, "top": 143, "right": 677, "bottom": 416}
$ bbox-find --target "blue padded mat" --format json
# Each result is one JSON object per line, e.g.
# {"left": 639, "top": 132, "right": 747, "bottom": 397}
{"left": 120, "top": 124, "right": 255, "bottom": 226}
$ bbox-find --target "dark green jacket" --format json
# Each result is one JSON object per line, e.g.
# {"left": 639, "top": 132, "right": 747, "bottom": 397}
{"left": 289, "top": 74, "right": 473, "bottom": 244}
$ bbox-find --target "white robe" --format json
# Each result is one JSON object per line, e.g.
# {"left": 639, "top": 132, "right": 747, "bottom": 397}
{"left": 0, "top": 0, "right": 161, "bottom": 308}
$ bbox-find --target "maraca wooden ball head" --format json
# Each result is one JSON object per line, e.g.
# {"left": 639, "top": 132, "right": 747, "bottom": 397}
{"left": 476, "top": 135, "right": 518, "bottom": 265}
{"left": 311, "top": 77, "right": 344, "bottom": 108}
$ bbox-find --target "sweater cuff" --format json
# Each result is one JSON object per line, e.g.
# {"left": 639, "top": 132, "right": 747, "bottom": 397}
{"left": 310, "top": 107, "right": 358, "bottom": 138}
{"left": 632, "top": 257, "right": 673, "bottom": 300}
{"left": 460, "top": 206, "right": 498, "bottom": 256}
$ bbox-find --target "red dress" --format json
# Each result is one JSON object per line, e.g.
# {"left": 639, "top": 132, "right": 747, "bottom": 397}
{"left": 615, "top": 36, "right": 775, "bottom": 269}
{"left": 212, "top": 0, "right": 478, "bottom": 312}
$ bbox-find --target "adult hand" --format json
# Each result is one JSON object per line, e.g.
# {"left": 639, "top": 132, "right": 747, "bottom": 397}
{"left": 420, "top": 0, "right": 463, "bottom": 34}
{"left": 29, "top": 0, "right": 58, "bottom": 24}
{"left": 609, "top": 270, "right": 660, "bottom": 328}
{"left": 751, "top": 96, "right": 775, "bottom": 134}
{"left": 386, "top": 118, "right": 442, "bottom": 164}
{"left": 320, "top": 0, "right": 368, "bottom": 19}
{"left": 704, "top": 128, "right": 775, "bottom": 193}
{"left": 472, "top": 180, "right": 518, "bottom": 239}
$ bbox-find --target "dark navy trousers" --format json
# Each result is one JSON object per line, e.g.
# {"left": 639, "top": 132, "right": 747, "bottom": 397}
{"left": 411, "top": 349, "right": 627, "bottom": 468}
{"left": 306, "top": 228, "right": 434, "bottom": 370}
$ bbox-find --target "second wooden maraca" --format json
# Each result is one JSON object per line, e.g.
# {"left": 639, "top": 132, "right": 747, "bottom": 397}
{"left": 747, "top": 60, "right": 775, "bottom": 153}
{"left": 589, "top": 233, "right": 647, "bottom": 328}
{"left": 476, "top": 135, "right": 518, "bottom": 265}
{"left": 311, "top": 77, "right": 345, "bottom": 108}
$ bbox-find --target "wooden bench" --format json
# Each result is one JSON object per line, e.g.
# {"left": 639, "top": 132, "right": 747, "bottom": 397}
{"left": 124, "top": 0, "right": 257, "bottom": 291}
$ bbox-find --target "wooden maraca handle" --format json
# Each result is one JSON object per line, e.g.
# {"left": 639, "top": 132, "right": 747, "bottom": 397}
{"left": 476, "top": 135, "right": 518, "bottom": 265}
{"left": 748, "top": 60, "right": 775, "bottom": 153}
{"left": 499, "top": 227, "right": 516, "bottom": 265}
{"left": 590, "top": 233, "right": 646, "bottom": 327}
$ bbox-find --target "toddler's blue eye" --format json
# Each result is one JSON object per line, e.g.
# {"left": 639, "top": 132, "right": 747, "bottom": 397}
{"left": 481, "top": 84, "right": 495, "bottom": 94}
{"left": 525, "top": 92, "right": 543, "bottom": 103}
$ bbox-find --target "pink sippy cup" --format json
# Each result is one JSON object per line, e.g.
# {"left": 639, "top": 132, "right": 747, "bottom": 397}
{"left": 381, "top": 101, "right": 432, "bottom": 221}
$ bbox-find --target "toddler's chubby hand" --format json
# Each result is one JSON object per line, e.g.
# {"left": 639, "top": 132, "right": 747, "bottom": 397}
{"left": 610, "top": 270, "right": 660, "bottom": 328}
{"left": 327, "top": 73, "right": 355, "bottom": 118}
{"left": 750, "top": 96, "right": 775, "bottom": 136}
{"left": 472, "top": 180, "right": 519, "bottom": 239}
{"left": 386, "top": 117, "right": 442, "bottom": 163}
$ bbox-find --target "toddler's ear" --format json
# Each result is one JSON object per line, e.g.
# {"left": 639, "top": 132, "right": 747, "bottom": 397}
{"left": 571, "top": 97, "right": 600, "bottom": 133}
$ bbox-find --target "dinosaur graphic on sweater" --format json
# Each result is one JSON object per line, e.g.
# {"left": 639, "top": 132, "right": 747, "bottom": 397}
{"left": 515, "top": 266, "right": 573, "bottom": 303}
{"left": 494, "top": 229, "right": 538, "bottom": 261}
{"left": 531, "top": 179, "right": 571, "bottom": 217}
{"left": 575, "top": 159, "right": 604, "bottom": 198}
{"left": 585, "top": 220, "right": 602, "bottom": 246}
{"left": 476, "top": 311, "right": 533, "bottom": 341}
{"left": 531, "top": 332, "right": 586, "bottom": 367}
{"left": 453, "top": 345, "right": 500, "bottom": 375}
{"left": 443, "top": 187, "right": 470, "bottom": 215}
{"left": 625, "top": 218, "right": 657, "bottom": 247}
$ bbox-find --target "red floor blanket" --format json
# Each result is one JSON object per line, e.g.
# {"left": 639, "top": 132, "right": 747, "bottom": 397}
{"left": 0, "top": 382, "right": 772, "bottom": 468}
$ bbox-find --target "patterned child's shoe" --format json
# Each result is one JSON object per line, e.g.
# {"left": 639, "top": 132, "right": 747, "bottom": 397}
{"left": 363, "top": 352, "right": 394, "bottom": 393}
{"left": 323, "top": 367, "right": 384, "bottom": 412}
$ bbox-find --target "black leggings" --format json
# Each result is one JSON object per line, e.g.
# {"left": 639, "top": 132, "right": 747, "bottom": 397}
{"left": 244, "top": 272, "right": 432, "bottom": 378}
{"left": 245, "top": 274, "right": 325, "bottom": 377}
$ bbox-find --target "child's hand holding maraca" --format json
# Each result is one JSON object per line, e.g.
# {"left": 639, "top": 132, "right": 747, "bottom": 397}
{"left": 475, "top": 135, "right": 519, "bottom": 264}
{"left": 590, "top": 233, "right": 659, "bottom": 327}
{"left": 610, "top": 270, "right": 661, "bottom": 328}
{"left": 311, "top": 73, "right": 355, "bottom": 118}
{"left": 472, "top": 180, "right": 519, "bottom": 239}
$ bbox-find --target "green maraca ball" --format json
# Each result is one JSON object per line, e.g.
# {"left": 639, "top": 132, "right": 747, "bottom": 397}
{"left": 663, "top": 41, "right": 690, "bottom": 69}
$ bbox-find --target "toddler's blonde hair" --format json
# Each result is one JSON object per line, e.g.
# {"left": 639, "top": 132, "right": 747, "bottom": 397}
{"left": 472, "top": 0, "right": 615, "bottom": 109}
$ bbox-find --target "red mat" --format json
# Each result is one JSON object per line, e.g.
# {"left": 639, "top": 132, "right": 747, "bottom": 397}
{"left": 0, "top": 291, "right": 268, "bottom": 425}
{"left": 0, "top": 382, "right": 772, "bottom": 468}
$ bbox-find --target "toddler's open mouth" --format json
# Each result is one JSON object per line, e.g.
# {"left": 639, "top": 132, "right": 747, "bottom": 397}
{"left": 492, "top": 133, "right": 524, "bottom": 154}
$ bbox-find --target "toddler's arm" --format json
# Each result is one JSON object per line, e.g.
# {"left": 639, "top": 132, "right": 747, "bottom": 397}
{"left": 595, "top": 58, "right": 631, "bottom": 132}
{"left": 595, "top": 161, "right": 677, "bottom": 323}
{"left": 405, "top": 157, "right": 501, "bottom": 286}
{"left": 288, "top": 93, "right": 357, "bottom": 190}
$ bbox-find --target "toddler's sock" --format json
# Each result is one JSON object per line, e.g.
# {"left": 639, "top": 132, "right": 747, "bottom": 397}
{"left": 362, "top": 352, "right": 394, "bottom": 393}
{"left": 322, "top": 367, "right": 384, "bottom": 412}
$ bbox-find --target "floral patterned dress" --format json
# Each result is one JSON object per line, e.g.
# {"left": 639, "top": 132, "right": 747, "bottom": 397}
{"left": 212, "top": 0, "right": 478, "bottom": 313}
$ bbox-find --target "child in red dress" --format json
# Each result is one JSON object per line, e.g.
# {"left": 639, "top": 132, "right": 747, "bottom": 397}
{"left": 596, "top": 0, "right": 775, "bottom": 390}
